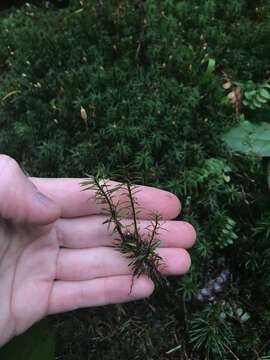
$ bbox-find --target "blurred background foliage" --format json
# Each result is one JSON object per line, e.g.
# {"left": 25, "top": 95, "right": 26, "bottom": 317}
{"left": 0, "top": 0, "right": 270, "bottom": 359}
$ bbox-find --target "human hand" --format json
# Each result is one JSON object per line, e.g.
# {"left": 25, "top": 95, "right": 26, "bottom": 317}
{"left": 0, "top": 155, "right": 196, "bottom": 346}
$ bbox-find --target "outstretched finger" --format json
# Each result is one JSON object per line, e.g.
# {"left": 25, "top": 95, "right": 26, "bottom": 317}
{"left": 30, "top": 178, "right": 181, "bottom": 220}
{"left": 48, "top": 275, "right": 154, "bottom": 315}
{"left": 56, "top": 216, "right": 196, "bottom": 249}
{"left": 55, "top": 247, "right": 191, "bottom": 281}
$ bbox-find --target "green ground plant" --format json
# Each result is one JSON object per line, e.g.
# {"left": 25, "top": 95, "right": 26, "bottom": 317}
{"left": 0, "top": 1, "right": 270, "bottom": 359}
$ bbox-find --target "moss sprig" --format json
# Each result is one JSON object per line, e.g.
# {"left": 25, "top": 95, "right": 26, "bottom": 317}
{"left": 81, "top": 174, "right": 168, "bottom": 291}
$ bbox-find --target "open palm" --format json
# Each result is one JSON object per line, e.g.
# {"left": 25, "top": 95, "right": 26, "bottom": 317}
{"left": 0, "top": 155, "right": 196, "bottom": 346}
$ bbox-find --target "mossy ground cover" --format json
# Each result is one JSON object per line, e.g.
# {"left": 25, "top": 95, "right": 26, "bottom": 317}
{"left": 0, "top": 1, "right": 270, "bottom": 359}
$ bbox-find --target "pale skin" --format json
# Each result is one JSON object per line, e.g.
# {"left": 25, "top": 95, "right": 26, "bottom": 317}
{"left": 0, "top": 155, "right": 196, "bottom": 347}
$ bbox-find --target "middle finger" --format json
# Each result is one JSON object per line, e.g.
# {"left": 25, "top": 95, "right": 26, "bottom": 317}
{"left": 55, "top": 246, "right": 191, "bottom": 281}
{"left": 55, "top": 215, "right": 196, "bottom": 249}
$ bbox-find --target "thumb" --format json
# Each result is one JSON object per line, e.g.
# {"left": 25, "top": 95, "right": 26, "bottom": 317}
{"left": 0, "top": 155, "right": 61, "bottom": 225}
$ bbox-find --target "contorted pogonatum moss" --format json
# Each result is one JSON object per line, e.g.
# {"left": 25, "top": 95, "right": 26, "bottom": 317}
{"left": 81, "top": 174, "right": 169, "bottom": 292}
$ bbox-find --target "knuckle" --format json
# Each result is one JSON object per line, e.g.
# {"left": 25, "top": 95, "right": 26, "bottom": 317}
{"left": 0, "top": 156, "right": 21, "bottom": 218}
{"left": 0, "top": 155, "right": 20, "bottom": 175}
{"left": 78, "top": 285, "right": 90, "bottom": 307}
{"left": 103, "top": 277, "right": 112, "bottom": 305}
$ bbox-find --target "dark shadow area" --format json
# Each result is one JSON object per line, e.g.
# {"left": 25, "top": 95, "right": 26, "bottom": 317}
{"left": 0, "top": 0, "right": 24, "bottom": 11}
{"left": 0, "top": 0, "right": 70, "bottom": 11}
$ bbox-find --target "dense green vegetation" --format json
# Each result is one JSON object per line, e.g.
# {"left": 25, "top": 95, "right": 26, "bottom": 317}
{"left": 0, "top": 1, "right": 270, "bottom": 358}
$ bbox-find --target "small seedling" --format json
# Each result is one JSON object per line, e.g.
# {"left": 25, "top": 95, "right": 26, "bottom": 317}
{"left": 81, "top": 173, "right": 168, "bottom": 292}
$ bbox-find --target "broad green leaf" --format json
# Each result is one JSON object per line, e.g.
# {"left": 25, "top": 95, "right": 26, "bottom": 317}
{"left": 257, "top": 94, "right": 268, "bottom": 103}
{"left": 220, "top": 96, "right": 229, "bottom": 105}
{"left": 244, "top": 90, "right": 255, "bottom": 100}
{"left": 253, "top": 99, "right": 262, "bottom": 108}
{"left": 0, "top": 319, "right": 55, "bottom": 360}
{"left": 260, "top": 88, "right": 270, "bottom": 100}
{"left": 199, "top": 58, "right": 216, "bottom": 86}
{"left": 223, "top": 120, "right": 270, "bottom": 156}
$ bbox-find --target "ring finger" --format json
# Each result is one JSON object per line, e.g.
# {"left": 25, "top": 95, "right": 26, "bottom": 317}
{"left": 55, "top": 246, "right": 191, "bottom": 281}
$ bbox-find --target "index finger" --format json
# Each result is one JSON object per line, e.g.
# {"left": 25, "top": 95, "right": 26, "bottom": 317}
{"left": 30, "top": 178, "right": 181, "bottom": 220}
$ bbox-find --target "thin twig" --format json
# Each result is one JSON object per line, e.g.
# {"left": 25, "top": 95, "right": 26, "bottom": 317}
{"left": 223, "top": 343, "right": 241, "bottom": 360}
{"left": 126, "top": 182, "right": 140, "bottom": 238}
